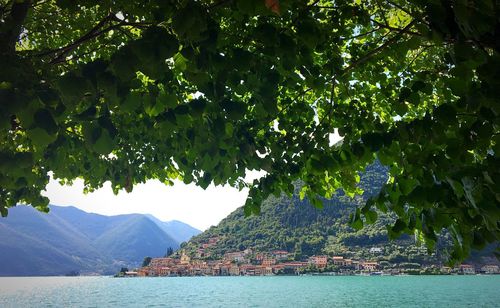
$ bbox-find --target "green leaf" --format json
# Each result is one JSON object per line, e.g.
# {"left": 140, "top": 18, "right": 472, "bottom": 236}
{"left": 93, "top": 128, "right": 115, "bottom": 155}
{"left": 27, "top": 127, "right": 57, "bottom": 148}
{"left": 361, "top": 133, "right": 384, "bottom": 151}
{"left": 33, "top": 109, "right": 58, "bottom": 135}
{"left": 434, "top": 104, "right": 456, "bottom": 125}
{"left": 122, "top": 92, "right": 142, "bottom": 113}
{"left": 225, "top": 122, "right": 234, "bottom": 137}
{"left": 157, "top": 92, "right": 178, "bottom": 109}
{"left": 392, "top": 219, "right": 407, "bottom": 234}
{"left": 364, "top": 210, "right": 378, "bottom": 224}
{"left": 398, "top": 178, "right": 418, "bottom": 195}
{"left": 173, "top": 52, "right": 188, "bottom": 71}
{"left": 399, "top": 87, "right": 412, "bottom": 102}
{"left": 110, "top": 46, "right": 139, "bottom": 82}
{"left": 349, "top": 208, "right": 363, "bottom": 230}
{"left": 56, "top": 74, "right": 90, "bottom": 108}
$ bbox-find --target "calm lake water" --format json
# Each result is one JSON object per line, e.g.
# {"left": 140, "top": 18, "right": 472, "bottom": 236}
{"left": 0, "top": 275, "right": 499, "bottom": 307}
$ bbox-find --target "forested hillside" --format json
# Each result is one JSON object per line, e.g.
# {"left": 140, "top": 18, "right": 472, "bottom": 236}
{"left": 184, "top": 163, "right": 457, "bottom": 264}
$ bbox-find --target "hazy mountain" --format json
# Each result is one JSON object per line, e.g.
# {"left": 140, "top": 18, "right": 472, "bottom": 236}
{"left": 145, "top": 215, "right": 201, "bottom": 243}
{"left": 93, "top": 215, "right": 178, "bottom": 264}
{"left": 0, "top": 205, "right": 198, "bottom": 276}
{"left": 0, "top": 223, "right": 89, "bottom": 276}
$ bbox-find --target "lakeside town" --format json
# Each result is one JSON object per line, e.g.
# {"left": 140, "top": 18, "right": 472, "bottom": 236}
{"left": 120, "top": 238, "right": 500, "bottom": 277}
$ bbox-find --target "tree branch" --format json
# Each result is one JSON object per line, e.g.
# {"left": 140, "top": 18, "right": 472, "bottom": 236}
{"left": 371, "top": 19, "right": 422, "bottom": 37}
{"left": 385, "top": 0, "right": 414, "bottom": 18}
{"left": 343, "top": 27, "right": 382, "bottom": 40}
{"left": 32, "top": 14, "right": 151, "bottom": 64}
{"left": 341, "top": 19, "right": 418, "bottom": 76}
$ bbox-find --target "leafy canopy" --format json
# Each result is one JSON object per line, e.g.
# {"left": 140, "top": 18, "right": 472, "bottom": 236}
{"left": 0, "top": 0, "right": 498, "bottom": 263}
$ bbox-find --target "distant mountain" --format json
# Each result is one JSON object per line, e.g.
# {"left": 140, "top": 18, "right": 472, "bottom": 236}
{"left": 92, "top": 215, "right": 178, "bottom": 263}
{"left": 183, "top": 163, "right": 465, "bottom": 264}
{"left": 0, "top": 206, "right": 199, "bottom": 276}
{"left": 146, "top": 215, "right": 201, "bottom": 243}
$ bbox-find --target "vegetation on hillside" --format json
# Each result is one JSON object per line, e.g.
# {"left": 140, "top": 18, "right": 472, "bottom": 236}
{"left": 1, "top": 0, "right": 498, "bottom": 262}
{"left": 184, "top": 163, "right": 458, "bottom": 265}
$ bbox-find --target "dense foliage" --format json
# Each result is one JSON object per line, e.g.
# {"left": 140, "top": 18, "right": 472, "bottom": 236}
{"left": 184, "top": 163, "right": 456, "bottom": 264}
{"left": 0, "top": 0, "right": 498, "bottom": 262}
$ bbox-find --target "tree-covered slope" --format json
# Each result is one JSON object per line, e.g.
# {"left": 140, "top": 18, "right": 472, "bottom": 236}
{"left": 184, "top": 163, "right": 455, "bottom": 264}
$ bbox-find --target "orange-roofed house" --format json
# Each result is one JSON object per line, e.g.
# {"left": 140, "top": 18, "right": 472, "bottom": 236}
{"left": 272, "top": 250, "right": 289, "bottom": 260}
{"left": 309, "top": 255, "right": 328, "bottom": 268}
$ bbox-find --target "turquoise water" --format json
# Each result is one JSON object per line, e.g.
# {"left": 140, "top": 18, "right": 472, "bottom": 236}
{"left": 0, "top": 275, "right": 499, "bottom": 307}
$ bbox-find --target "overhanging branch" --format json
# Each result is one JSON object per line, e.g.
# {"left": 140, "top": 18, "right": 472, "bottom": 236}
{"left": 341, "top": 19, "right": 418, "bottom": 76}
{"left": 32, "top": 13, "right": 151, "bottom": 64}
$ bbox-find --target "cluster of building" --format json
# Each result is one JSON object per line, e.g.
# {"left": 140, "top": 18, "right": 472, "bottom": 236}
{"left": 131, "top": 246, "right": 500, "bottom": 277}
{"left": 442, "top": 264, "right": 500, "bottom": 275}
{"left": 137, "top": 249, "right": 313, "bottom": 277}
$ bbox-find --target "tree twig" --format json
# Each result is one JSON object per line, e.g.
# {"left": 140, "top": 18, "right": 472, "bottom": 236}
{"left": 32, "top": 13, "right": 151, "bottom": 63}
{"left": 386, "top": 0, "right": 414, "bottom": 18}
{"left": 371, "top": 18, "right": 422, "bottom": 37}
{"left": 340, "top": 19, "right": 418, "bottom": 76}
{"left": 343, "top": 27, "right": 382, "bottom": 40}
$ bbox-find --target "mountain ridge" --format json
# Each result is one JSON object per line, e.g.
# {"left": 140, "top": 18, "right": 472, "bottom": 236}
{"left": 0, "top": 205, "right": 201, "bottom": 276}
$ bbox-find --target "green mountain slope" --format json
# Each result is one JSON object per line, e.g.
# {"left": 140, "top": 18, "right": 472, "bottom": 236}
{"left": 184, "top": 163, "right": 454, "bottom": 264}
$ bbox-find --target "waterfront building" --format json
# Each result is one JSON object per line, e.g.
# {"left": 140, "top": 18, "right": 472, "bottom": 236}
{"left": 459, "top": 264, "right": 476, "bottom": 275}
{"left": 332, "top": 256, "right": 352, "bottom": 266}
{"left": 481, "top": 265, "right": 499, "bottom": 274}
{"left": 272, "top": 250, "right": 290, "bottom": 260}
{"left": 262, "top": 258, "right": 276, "bottom": 267}
{"left": 309, "top": 255, "right": 328, "bottom": 268}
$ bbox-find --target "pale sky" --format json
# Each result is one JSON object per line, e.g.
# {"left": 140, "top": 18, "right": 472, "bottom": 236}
{"left": 43, "top": 132, "right": 342, "bottom": 231}
{"left": 43, "top": 178, "right": 250, "bottom": 231}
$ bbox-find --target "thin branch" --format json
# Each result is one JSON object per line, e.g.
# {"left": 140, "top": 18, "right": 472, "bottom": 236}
{"left": 32, "top": 15, "right": 151, "bottom": 63}
{"left": 386, "top": 0, "right": 428, "bottom": 25}
{"left": 403, "top": 44, "right": 433, "bottom": 71}
{"left": 376, "top": 0, "right": 389, "bottom": 26}
{"left": 342, "top": 27, "right": 382, "bottom": 40}
{"left": 313, "top": 6, "right": 340, "bottom": 9}
{"left": 307, "top": 0, "right": 321, "bottom": 8}
{"left": 208, "top": 0, "right": 232, "bottom": 10}
{"left": 371, "top": 18, "right": 422, "bottom": 36}
{"left": 33, "top": 13, "right": 117, "bottom": 57}
{"left": 51, "top": 44, "right": 107, "bottom": 64}
{"left": 116, "top": 26, "right": 134, "bottom": 40}
{"left": 272, "top": 87, "right": 312, "bottom": 124}
{"left": 312, "top": 77, "right": 336, "bottom": 138}
{"left": 340, "top": 19, "right": 418, "bottom": 76}
{"left": 386, "top": 0, "right": 414, "bottom": 18}
{"left": 324, "top": 78, "right": 336, "bottom": 125}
